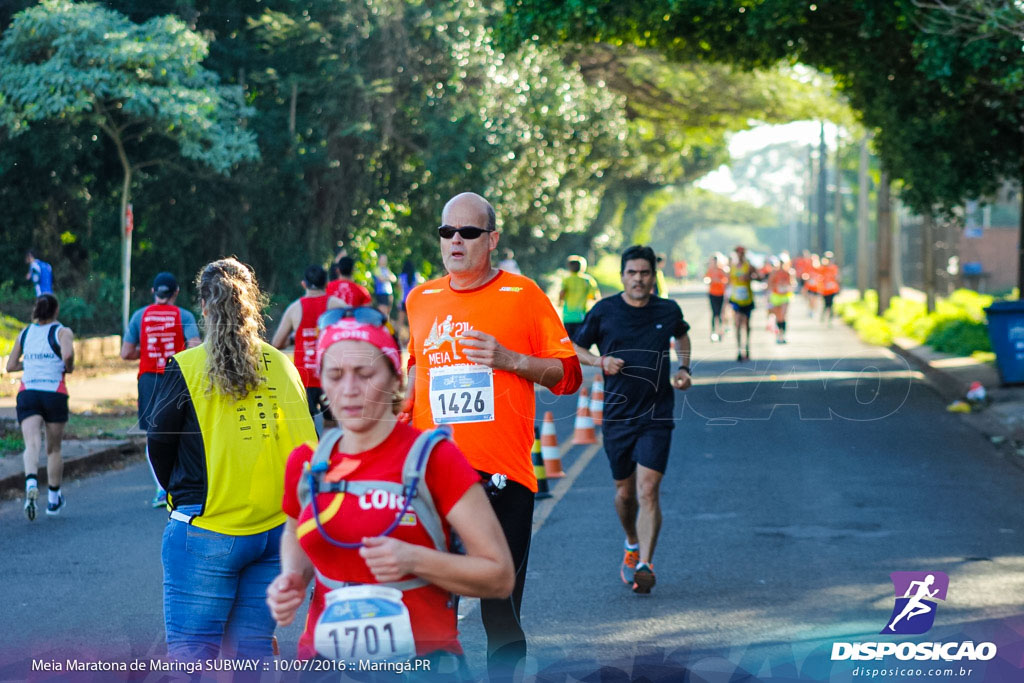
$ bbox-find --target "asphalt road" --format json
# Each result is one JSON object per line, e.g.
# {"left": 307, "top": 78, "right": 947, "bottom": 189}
{"left": 2, "top": 290, "right": 1023, "bottom": 682}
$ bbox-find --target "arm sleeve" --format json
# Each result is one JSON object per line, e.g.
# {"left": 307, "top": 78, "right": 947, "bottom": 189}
{"left": 550, "top": 355, "right": 582, "bottom": 396}
{"left": 146, "top": 358, "right": 189, "bottom": 489}
{"left": 125, "top": 309, "right": 143, "bottom": 344}
{"left": 424, "top": 440, "right": 482, "bottom": 517}
{"left": 572, "top": 304, "right": 600, "bottom": 349}
{"left": 672, "top": 302, "right": 690, "bottom": 338}
{"left": 180, "top": 310, "right": 201, "bottom": 341}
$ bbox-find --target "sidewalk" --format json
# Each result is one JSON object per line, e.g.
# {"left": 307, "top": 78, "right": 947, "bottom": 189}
{"left": 0, "top": 370, "right": 143, "bottom": 499}
{"left": 889, "top": 333, "right": 1024, "bottom": 464}
{"left": 0, "top": 370, "right": 138, "bottom": 419}
{"left": 0, "top": 438, "right": 143, "bottom": 501}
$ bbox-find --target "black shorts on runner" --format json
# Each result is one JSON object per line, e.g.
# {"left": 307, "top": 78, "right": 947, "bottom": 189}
{"left": 709, "top": 294, "right": 724, "bottom": 318}
{"left": 601, "top": 423, "right": 673, "bottom": 481}
{"left": 823, "top": 293, "right": 836, "bottom": 308}
{"left": 16, "top": 390, "right": 69, "bottom": 424}
{"left": 306, "top": 386, "right": 330, "bottom": 420}
{"left": 375, "top": 294, "right": 393, "bottom": 309}
{"left": 137, "top": 372, "right": 162, "bottom": 432}
{"left": 730, "top": 301, "right": 755, "bottom": 317}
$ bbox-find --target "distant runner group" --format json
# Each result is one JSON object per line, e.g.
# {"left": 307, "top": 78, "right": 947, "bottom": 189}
{"left": 703, "top": 246, "right": 842, "bottom": 357}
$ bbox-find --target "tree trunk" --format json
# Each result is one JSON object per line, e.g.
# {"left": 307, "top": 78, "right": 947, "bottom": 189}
{"left": 289, "top": 81, "right": 298, "bottom": 138}
{"left": 120, "top": 168, "right": 132, "bottom": 335}
{"left": 892, "top": 200, "right": 904, "bottom": 295}
{"left": 877, "top": 172, "right": 893, "bottom": 315}
{"left": 857, "top": 135, "right": 871, "bottom": 295}
{"left": 922, "top": 212, "right": 936, "bottom": 313}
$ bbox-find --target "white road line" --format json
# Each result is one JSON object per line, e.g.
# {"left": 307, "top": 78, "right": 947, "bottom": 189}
{"left": 533, "top": 440, "right": 602, "bottom": 535}
{"left": 459, "top": 438, "right": 603, "bottom": 621}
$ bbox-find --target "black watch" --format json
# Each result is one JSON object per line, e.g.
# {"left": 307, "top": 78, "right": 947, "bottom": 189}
{"left": 680, "top": 365, "right": 691, "bottom": 375}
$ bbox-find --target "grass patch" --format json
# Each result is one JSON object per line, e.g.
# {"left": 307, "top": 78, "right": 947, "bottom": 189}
{"left": 1, "top": 429, "right": 24, "bottom": 456}
{"left": 65, "top": 413, "right": 138, "bottom": 440}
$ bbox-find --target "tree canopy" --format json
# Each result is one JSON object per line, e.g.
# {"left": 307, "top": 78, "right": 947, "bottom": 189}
{"left": 499, "top": 0, "right": 1024, "bottom": 216}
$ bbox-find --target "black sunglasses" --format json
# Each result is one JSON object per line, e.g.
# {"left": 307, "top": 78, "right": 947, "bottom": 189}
{"left": 437, "top": 225, "right": 494, "bottom": 240}
{"left": 317, "top": 306, "right": 394, "bottom": 335}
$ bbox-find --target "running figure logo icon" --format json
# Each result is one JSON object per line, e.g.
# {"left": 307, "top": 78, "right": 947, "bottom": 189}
{"left": 881, "top": 571, "right": 949, "bottom": 635}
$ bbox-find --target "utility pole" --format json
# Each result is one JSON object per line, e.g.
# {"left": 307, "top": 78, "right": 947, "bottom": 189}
{"left": 857, "top": 135, "right": 871, "bottom": 295}
{"left": 877, "top": 171, "right": 893, "bottom": 314}
{"left": 806, "top": 145, "right": 816, "bottom": 252}
{"left": 817, "top": 122, "right": 828, "bottom": 253}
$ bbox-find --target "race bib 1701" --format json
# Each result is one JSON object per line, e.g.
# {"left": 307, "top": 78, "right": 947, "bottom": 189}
{"left": 314, "top": 585, "right": 416, "bottom": 662}
{"left": 428, "top": 364, "right": 495, "bottom": 424}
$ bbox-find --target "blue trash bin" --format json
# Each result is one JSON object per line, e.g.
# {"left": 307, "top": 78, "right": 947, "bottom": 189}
{"left": 985, "top": 300, "right": 1024, "bottom": 385}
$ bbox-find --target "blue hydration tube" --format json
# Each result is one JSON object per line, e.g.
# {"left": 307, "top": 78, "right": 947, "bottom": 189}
{"left": 306, "top": 432, "right": 434, "bottom": 550}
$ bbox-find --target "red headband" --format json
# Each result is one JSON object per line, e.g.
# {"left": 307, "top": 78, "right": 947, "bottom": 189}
{"left": 316, "top": 320, "right": 402, "bottom": 377}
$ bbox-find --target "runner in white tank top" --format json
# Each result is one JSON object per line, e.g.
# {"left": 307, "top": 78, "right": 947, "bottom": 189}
{"left": 6, "top": 294, "right": 75, "bottom": 521}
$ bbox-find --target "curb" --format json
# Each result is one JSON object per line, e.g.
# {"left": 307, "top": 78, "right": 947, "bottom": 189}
{"left": 0, "top": 439, "right": 145, "bottom": 502}
{"left": 887, "top": 341, "right": 966, "bottom": 403}
{"left": 890, "top": 340, "right": 1024, "bottom": 473}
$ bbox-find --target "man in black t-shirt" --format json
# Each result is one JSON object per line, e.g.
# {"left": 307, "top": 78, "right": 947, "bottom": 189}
{"left": 572, "top": 245, "right": 692, "bottom": 595}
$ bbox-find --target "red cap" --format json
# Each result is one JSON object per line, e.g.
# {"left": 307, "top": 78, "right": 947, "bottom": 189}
{"left": 735, "top": 245, "right": 746, "bottom": 253}
{"left": 316, "top": 320, "right": 401, "bottom": 378}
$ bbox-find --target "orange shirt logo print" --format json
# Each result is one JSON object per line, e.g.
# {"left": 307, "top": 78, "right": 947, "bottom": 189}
{"left": 422, "top": 315, "right": 472, "bottom": 364}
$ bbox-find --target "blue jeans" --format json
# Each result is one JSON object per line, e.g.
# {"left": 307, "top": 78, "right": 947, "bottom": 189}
{"left": 162, "top": 505, "right": 283, "bottom": 660}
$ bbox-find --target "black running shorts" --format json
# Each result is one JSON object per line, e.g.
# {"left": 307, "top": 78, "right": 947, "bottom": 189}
{"left": 730, "top": 301, "right": 755, "bottom": 317}
{"left": 601, "top": 423, "right": 673, "bottom": 481}
{"left": 16, "top": 390, "right": 69, "bottom": 424}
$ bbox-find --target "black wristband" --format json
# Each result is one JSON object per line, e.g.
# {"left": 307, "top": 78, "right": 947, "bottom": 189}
{"left": 680, "top": 365, "right": 691, "bottom": 374}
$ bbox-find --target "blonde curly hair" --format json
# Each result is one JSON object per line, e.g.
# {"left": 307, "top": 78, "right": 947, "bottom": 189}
{"left": 196, "top": 258, "right": 267, "bottom": 400}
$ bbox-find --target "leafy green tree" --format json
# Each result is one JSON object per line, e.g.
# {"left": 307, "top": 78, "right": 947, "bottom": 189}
{"left": 0, "top": 0, "right": 259, "bottom": 329}
{"left": 499, "top": 0, "right": 1024, "bottom": 294}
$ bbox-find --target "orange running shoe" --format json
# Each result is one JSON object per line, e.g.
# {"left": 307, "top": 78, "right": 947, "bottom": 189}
{"left": 620, "top": 549, "right": 639, "bottom": 585}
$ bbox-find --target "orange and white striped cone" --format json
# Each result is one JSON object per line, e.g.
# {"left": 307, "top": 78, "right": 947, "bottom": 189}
{"left": 540, "top": 410, "right": 564, "bottom": 478}
{"left": 589, "top": 375, "right": 604, "bottom": 427}
{"left": 572, "top": 388, "right": 597, "bottom": 445}
{"left": 532, "top": 428, "right": 552, "bottom": 499}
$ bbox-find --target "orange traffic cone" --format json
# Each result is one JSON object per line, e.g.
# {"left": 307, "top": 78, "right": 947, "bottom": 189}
{"left": 573, "top": 388, "right": 597, "bottom": 445}
{"left": 540, "top": 411, "right": 564, "bottom": 478}
{"left": 589, "top": 375, "right": 604, "bottom": 427}
{"left": 532, "top": 428, "right": 552, "bottom": 499}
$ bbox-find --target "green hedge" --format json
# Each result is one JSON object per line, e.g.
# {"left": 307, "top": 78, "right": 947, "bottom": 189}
{"left": 837, "top": 289, "right": 996, "bottom": 357}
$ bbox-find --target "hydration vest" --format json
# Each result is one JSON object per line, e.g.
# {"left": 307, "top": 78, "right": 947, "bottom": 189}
{"left": 296, "top": 426, "right": 452, "bottom": 593}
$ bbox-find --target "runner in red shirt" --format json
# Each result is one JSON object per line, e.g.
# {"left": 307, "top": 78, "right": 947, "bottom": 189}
{"left": 326, "top": 256, "right": 372, "bottom": 307}
{"left": 266, "top": 315, "right": 513, "bottom": 669}
{"left": 271, "top": 266, "right": 334, "bottom": 429}
{"left": 121, "top": 272, "right": 200, "bottom": 507}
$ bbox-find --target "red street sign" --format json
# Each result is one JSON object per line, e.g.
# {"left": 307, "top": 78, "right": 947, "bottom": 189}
{"left": 125, "top": 203, "right": 134, "bottom": 236}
